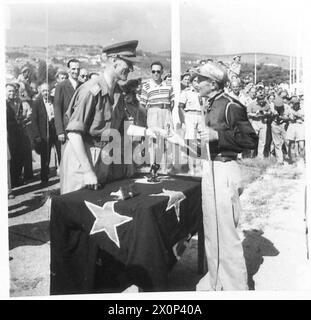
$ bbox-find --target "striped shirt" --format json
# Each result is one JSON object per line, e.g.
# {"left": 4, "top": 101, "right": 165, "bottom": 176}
{"left": 140, "top": 79, "right": 174, "bottom": 108}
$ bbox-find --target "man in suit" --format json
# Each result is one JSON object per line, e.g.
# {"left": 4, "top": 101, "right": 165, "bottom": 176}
{"left": 6, "top": 83, "right": 24, "bottom": 187}
{"left": 53, "top": 59, "right": 80, "bottom": 155}
{"left": 32, "top": 83, "right": 61, "bottom": 186}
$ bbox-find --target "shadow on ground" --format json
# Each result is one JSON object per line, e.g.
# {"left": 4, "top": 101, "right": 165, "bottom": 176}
{"left": 12, "top": 179, "right": 59, "bottom": 197}
{"left": 242, "top": 229, "right": 279, "bottom": 290}
{"left": 9, "top": 220, "right": 50, "bottom": 250}
{"left": 167, "top": 238, "right": 203, "bottom": 291}
{"left": 9, "top": 187, "right": 60, "bottom": 219}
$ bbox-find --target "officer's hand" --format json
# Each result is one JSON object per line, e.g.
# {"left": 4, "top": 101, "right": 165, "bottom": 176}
{"left": 58, "top": 134, "right": 66, "bottom": 143}
{"left": 200, "top": 128, "right": 219, "bottom": 142}
{"left": 83, "top": 170, "right": 99, "bottom": 190}
{"left": 147, "top": 127, "right": 168, "bottom": 138}
{"left": 175, "top": 122, "right": 182, "bottom": 130}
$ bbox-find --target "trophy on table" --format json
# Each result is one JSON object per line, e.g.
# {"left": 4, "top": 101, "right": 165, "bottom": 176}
{"left": 147, "top": 123, "right": 171, "bottom": 182}
{"left": 148, "top": 162, "right": 161, "bottom": 182}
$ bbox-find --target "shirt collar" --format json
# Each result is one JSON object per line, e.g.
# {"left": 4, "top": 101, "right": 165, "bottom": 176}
{"left": 151, "top": 78, "right": 163, "bottom": 87}
{"left": 207, "top": 90, "right": 224, "bottom": 104}
{"left": 68, "top": 76, "right": 78, "bottom": 89}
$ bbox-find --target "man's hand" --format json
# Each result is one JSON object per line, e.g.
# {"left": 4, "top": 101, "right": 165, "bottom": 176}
{"left": 58, "top": 133, "right": 66, "bottom": 143}
{"left": 146, "top": 127, "right": 168, "bottom": 138}
{"left": 83, "top": 170, "right": 99, "bottom": 190}
{"left": 200, "top": 127, "right": 219, "bottom": 142}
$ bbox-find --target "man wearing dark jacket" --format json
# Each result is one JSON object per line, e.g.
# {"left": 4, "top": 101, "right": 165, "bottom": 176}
{"left": 193, "top": 62, "right": 258, "bottom": 291}
{"left": 6, "top": 83, "right": 24, "bottom": 187}
{"left": 32, "top": 83, "right": 61, "bottom": 185}
{"left": 53, "top": 59, "right": 80, "bottom": 155}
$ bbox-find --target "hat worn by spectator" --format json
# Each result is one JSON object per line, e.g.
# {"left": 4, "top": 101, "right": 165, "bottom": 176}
{"left": 195, "top": 62, "right": 228, "bottom": 85}
{"left": 102, "top": 40, "right": 139, "bottom": 64}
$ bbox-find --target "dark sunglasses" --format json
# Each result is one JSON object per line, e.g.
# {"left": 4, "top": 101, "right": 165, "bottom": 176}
{"left": 152, "top": 70, "right": 161, "bottom": 74}
{"left": 80, "top": 75, "right": 88, "bottom": 78}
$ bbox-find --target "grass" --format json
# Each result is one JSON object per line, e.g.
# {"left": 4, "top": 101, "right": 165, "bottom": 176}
{"left": 239, "top": 157, "right": 276, "bottom": 187}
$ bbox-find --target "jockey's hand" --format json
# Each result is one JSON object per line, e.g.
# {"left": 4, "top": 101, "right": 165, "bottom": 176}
{"left": 146, "top": 127, "right": 168, "bottom": 138}
{"left": 199, "top": 127, "right": 219, "bottom": 142}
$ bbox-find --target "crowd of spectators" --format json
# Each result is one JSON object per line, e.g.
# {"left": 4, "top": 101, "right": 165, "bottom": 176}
{"left": 6, "top": 55, "right": 304, "bottom": 199}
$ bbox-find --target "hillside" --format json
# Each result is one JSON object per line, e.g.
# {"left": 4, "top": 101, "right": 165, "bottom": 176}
{"left": 6, "top": 45, "right": 293, "bottom": 83}
{"left": 158, "top": 51, "right": 291, "bottom": 70}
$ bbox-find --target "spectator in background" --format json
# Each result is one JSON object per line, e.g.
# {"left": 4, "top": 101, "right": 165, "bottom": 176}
{"left": 50, "top": 70, "right": 68, "bottom": 101}
{"left": 228, "top": 55, "right": 241, "bottom": 80}
{"left": 140, "top": 61, "right": 174, "bottom": 172}
{"left": 228, "top": 78, "right": 248, "bottom": 105}
{"left": 163, "top": 72, "right": 172, "bottom": 86}
{"left": 247, "top": 96, "right": 272, "bottom": 159}
{"left": 244, "top": 86, "right": 257, "bottom": 107}
{"left": 7, "top": 142, "right": 14, "bottom": 199}
{"left": 30, "top": 82, "right": 39, "bottom": 100}
{"left": 286, "top": 96, "right": 305, "bottom": 165}
{"left": 78, "top": 68, "right": 89, "bottom": 83}
{"left": 180, "top": 72, "right": 190, "bottom": 90}
{"left": 122, "top": 78, "right": 146, "bottom": 127}
{"left": 6, "top": 83, "right": 24, "bottom": 187}
{"left": 267, "top": 93, "right": 275, "bottom": 107}
{"left": 270, "top": 97, "right": 290, "bottom": 164}
{"left": 53, "top": 58, "right": 80, "bottom": 155}
{"left": 32, "top": 83, "right": 61, "bottom": 186}
{"left": 15, "top": 84, "right": 34, "bottom": 182}
{"left": 178, "top": 75, "right": 202, "bottom": 175}
{"left": 17, "top": 66, "right": 35, "bottom": 101}
{"left": 56, "top": 70, "right": 68, "bottom": 83}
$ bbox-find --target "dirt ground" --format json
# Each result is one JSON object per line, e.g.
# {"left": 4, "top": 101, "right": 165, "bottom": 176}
{"left": 8, "top": 158, "right": 311, "bottom": 297}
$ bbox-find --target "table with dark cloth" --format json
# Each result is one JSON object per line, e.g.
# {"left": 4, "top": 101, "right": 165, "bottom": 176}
{"left": 50, "top": 174, "right": 203, "bottom": 295}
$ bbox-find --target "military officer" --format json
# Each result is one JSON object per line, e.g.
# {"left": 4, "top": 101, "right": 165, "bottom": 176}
{"left": 60, "top": 41, "right": 164, "bottom": 194}
{"left": 60, "top": 41, "right": 134, "bottom": 194}
{"left": 194, "top": 62, "right": 258, "bottom": 290}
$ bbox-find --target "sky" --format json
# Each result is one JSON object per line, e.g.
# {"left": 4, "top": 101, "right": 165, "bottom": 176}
{"left": 5, "top": 0, "right": 171, "bottom": 52}
{"left": 4, "top": 0, "right": 307, "bottom": 56}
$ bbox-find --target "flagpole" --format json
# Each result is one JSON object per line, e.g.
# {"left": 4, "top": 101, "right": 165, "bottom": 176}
{"left": 254, "top": 53, "right": 257, "bottom": 84}
{"left": 171, "top": 0, "right": 180, "bottom": 128}
{"left": 289, "top": 55, "right": 292, "bottom": 94}
{"left": 296, "top": 23, "right": 301, "bottom": 94}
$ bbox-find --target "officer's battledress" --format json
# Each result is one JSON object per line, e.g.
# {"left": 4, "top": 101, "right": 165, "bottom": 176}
{"left": 60, "top": 76, "right": 134, "bottom": 194}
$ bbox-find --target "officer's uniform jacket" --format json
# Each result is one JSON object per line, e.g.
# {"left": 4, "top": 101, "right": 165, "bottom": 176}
{"left": 203, "top": 90, "right": 258, "bottom": 160}
{"left": 60, "top": 76, "right": 133, "bottom": 194}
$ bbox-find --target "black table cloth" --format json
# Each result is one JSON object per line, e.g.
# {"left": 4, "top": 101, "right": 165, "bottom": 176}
{"left": 50, "top": 174, "right": 202, "bottom": 295}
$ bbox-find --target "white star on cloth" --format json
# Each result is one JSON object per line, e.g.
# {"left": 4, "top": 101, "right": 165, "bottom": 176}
{"left": 149, "top": 189, "right": 186, "bottom": 221}
{"left": 85, "top": 201, "right": 133, "bottom": 248}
